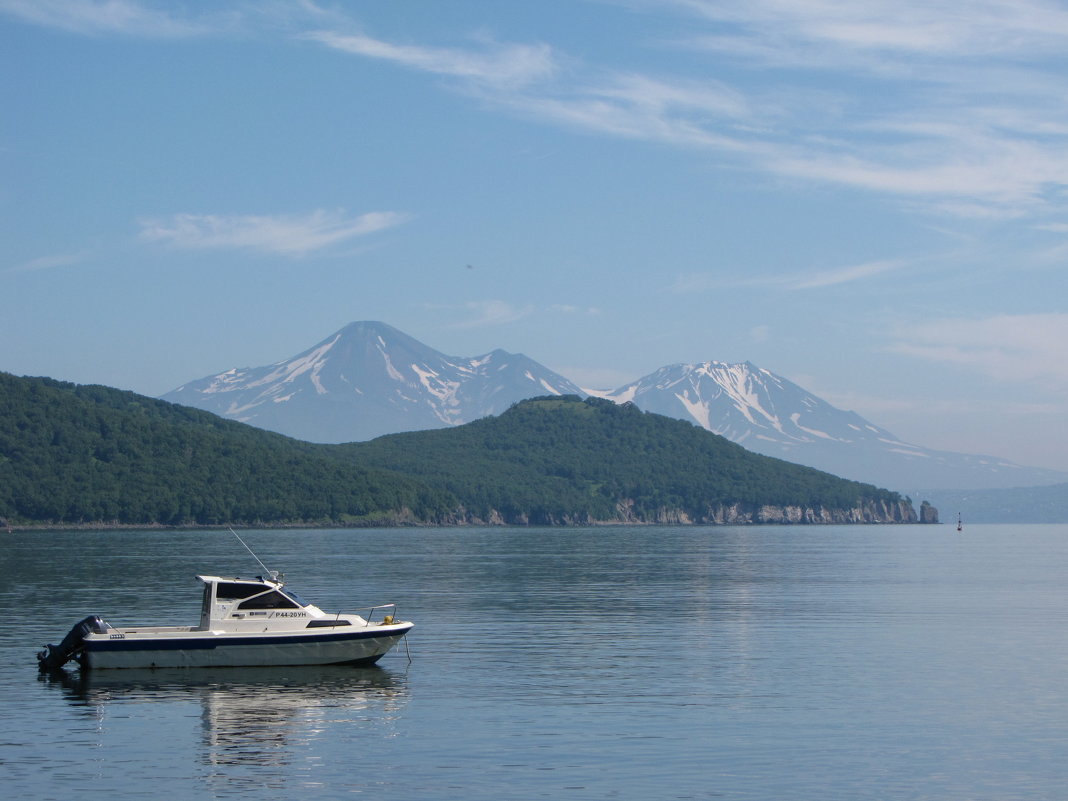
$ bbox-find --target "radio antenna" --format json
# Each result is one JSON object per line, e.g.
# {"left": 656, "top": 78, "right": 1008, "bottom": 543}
{"left": 229, "top": 527, "right": 279, "bottom": 581}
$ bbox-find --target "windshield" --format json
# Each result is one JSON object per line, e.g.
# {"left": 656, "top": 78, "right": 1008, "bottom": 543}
{"left": 282, "top": 589, "right": 311, "bottom": 607}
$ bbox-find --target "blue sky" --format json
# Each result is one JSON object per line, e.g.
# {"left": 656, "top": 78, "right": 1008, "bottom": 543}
{"left": 4, "top": 1, "right": 1068, "bottom": 474}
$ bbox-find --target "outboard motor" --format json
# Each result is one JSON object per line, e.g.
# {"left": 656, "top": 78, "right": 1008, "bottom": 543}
{"left": 37, "top": 615, "right": 108, "bottom": 671}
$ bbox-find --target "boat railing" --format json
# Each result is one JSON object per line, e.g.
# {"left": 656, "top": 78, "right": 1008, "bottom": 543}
{"left": 356, "top": 603, "right": 397, "bottom": 626}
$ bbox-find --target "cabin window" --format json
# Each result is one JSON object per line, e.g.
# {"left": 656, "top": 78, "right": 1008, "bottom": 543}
{"left": 216, "top": 582, "right": 271, "bottom": 601}
{"left": 237, "top": 590, "right": 300, "bottom": 610}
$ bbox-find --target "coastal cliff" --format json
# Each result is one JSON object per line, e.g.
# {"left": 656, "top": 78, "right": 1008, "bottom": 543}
{"left": 425, "top": 498, "right": 920, "bottom": 527}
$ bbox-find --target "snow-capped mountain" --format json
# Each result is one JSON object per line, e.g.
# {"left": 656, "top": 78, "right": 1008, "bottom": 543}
{"left": 161, "top": 321, "right": 583, "bottom": 443}
{"left": 597, "top": 361, "right": 893, "bottom": 449}
{"left": 598, "top": 361, "right": 1068, "bottom": 491}
{"left": 162, "top": 321, "right": 1068, "bottom": 491}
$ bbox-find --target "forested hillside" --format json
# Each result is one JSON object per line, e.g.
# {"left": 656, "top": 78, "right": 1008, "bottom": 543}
{"left": 0, "top": 374, "right": 916, "bottom": 527}
{"left": 0, "top": 373, "right": 448, "bottom": 526}
{"left": 343, "top": 395, "right": 913, "bottom": 524}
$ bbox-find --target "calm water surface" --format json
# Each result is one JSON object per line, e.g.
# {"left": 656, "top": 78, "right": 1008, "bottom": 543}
{"left": 3, "top": 524, "right": 1068, "bottom": 800}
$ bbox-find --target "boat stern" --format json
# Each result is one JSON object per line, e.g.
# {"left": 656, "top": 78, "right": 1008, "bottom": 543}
{"left": 37, "top": 615, "right": 110, "bottom": 671}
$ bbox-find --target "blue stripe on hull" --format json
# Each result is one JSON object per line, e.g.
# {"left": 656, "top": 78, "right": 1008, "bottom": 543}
{"left": 82, "top": 624, "right": 412, "bottom": 669}
{"left": 86, "top": 624, "right": 412, "bottom": 653}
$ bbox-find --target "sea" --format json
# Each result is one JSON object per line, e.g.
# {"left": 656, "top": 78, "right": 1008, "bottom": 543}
{"left": 3, "top": 524, "right": 1068, "bottom": 800}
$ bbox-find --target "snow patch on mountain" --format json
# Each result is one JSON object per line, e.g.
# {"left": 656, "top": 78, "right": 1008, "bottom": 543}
{"left": 791, "top": 414, "right": 834, "bottom": 441}
{"left": 677, "top": 394, "right": 712, "bottom": 430}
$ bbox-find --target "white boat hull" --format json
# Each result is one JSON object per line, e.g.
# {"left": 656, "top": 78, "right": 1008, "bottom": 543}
{"left": 82, "top": 624, "right": 412, "bottom": 670}
{"left": 37, "top": 571, "right": 415, "bottom": 672}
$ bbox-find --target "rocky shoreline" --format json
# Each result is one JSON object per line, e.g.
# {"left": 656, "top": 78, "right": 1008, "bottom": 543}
{"left": 3, "top": 499, "right": 937, "bottom": 531}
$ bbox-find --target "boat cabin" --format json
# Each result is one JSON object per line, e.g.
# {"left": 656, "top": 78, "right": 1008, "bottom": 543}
{"left": 197, "top": 575, "right": 324, "bottom": 629}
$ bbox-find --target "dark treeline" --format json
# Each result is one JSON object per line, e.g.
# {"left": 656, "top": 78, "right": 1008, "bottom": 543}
{"left": 343, "top": 396, "right": 908, "bottom": 523}
{"left": 0, "top": 373, "right": 910, "bottom": 527}
{"left": 0, "top": 374, "right": 447, "bottom": 526}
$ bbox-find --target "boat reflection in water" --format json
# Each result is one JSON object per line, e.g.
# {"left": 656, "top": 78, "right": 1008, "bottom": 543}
{"left": 42, "top": 665, "right": 408, "bottom": 779}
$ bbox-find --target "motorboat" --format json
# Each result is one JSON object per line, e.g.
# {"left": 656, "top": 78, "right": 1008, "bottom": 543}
{"left": 37, "top": 572, "right": 413, "bottom": 671}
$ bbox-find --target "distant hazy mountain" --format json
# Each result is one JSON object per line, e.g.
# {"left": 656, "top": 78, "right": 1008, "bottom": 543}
{"left": 161, "top": 321, "right": 583, "bottom": 443}
{"left": 163, "top": 322, "right": 1068, "bottom": 492}
{"left": 910, "top": 484, "right": 1068, "bottom": 525}
{"left": 595, "top": 362, "right": 1068, "bottom": 492}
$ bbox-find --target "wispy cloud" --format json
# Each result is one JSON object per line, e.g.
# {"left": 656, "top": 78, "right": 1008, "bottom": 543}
{"left": 788, "top": 259, "right": 909, "bottom": 289}
{"left": 0, "top": 0, "right": 228, "bottom": 37}
{"left": 13, "top": 1, "right": 1068, "bottom": 221}
{"left": 5, "top": 250, "right": 87, "bottom": 274}
{"left": 672, "top": 0, "right": 1068, "bottom": 62}
{"left": 429, "top": 300, "right": 596, "bottom": 329}
{"left": 663, "top": 0, "right": 1068, "bottom": 212}
{"left": 449, "top": 300, "right": 535, "bottom": 329}
{"left": 888, "top": 313, "right": 1068, "bottom": 387}
{"left": 507, "top": 73, "right": 758, "bottom": 150}
{"left": 671, "top": 258, "right": 910, "bottom": 293}
{"left": 303, "top": 4, "right": 1068, "bottom": 219}
{"left": 306, "top": 30, "right": 557, "bottom": 90}
{"left": 138, "top": 209, "right": 409, "bottom": 256}
{"left": 749, "top": 325, "right": 771, "bottom": 343}
{"left": 310, "top": 29, "right": 761, "bottom": 152}
{"left": 1035, "top": 222, "right": 1068, "bottom": 234}
{"left": 550, "top": 304, "right": 602, "bottom": 316}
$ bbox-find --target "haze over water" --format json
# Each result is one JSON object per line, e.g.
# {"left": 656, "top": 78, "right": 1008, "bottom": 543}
{"left": 4, "top": 525, "right": 1067, "bottom": 800}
